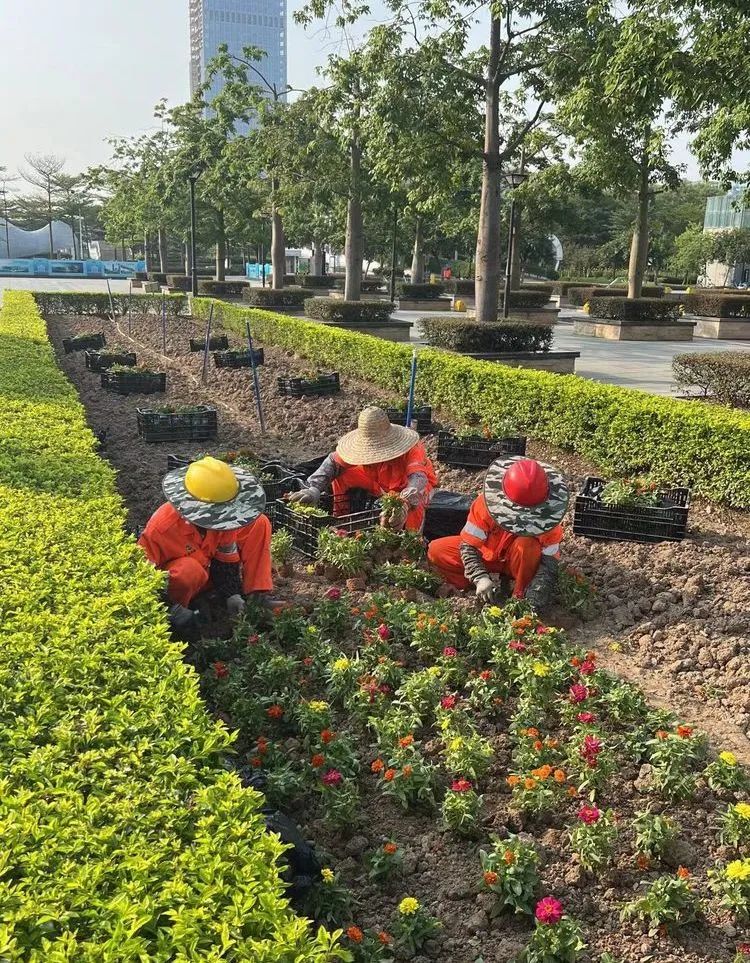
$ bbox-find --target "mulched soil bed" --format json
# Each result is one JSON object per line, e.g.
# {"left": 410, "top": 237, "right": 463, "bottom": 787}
{"left": 48, "top": 310, "right": 750, "bottom": 961}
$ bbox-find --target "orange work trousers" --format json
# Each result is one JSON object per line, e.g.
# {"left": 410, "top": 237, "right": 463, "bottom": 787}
{"left": 427, "top": 534, "right": 542, "bottom": 597}
{"left": 166, "top": 515, "right": 273, "bottom": 607}
{"left": 332, "top": 470, "right": 426, "bottom": 531}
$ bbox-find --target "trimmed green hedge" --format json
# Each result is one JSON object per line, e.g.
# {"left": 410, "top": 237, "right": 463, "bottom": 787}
{"left": 197, "top": 279, "right": 248, "bottom": 296}
{"left": 683, "top": 292, "right": 750, "bottom": 318}
{"left": 419, "top": 316, "right": 552, "bottom": 352}
{"left": 8, "top": 291, "right": 338, "bottom": 958}
{"left": 298, "top": 274, "right": 339, "bottom": 289}
{"left": 446, "top": 279, "right": 475, "bottom": 297}
{"left": 191, "top": 297, "right": 750, "bottom": 507}
{"left": 396, "top": 282, "right": 445, "bottom": 299}
{"left": 304, "top": 297, "right": 395, "bottom": 323}
{"left": 569, "top": 285, "right": 664, "bottom": 306}
{"left": 33, "top": 291, "right": 188, "bottom": 316}
{"left": 244, "top": 287, "right": 308, "bottom": 307}
{"left": 499, "top": 289, "right": 551, "bottom": 310}
{"left": 673, "top": 352, "right": 750, "bottom": 407}
{"left": 147, "top": 271, "right": 167, "bottom": 284}
{"left": 587, "top": 296, "right": 680, "bottom": 323}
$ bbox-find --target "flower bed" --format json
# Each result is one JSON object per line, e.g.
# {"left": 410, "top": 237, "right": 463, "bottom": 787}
{"left": 189, "top": 298, "right": 750, "bottom": 508}
{"left": 0, "top": 291, "right": 334, "bottom": 959}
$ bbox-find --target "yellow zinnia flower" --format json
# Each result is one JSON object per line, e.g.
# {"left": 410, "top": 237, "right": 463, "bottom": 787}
{"left": 308, "top": 700, "right": 329, "bottom": 712}
{"left": 321, "top": 867, "right": 335, "bottom": 883}
{"left": 399, "top": 897, "right": 420, "bottom": 915}
{"left": 487, "top": 606, "right": 503, "bottom": 618}
{"left": 734, "top": 803, "right": 750, "bottom": 819}
{"left": 427, "top": 666, "right": 442, "bottom": 677}
{"left": 333, "top": 657, "right": 351, "bottom": 672}
{"left": 719, "top": 751, "right": 737, "bottom": 766}
{"left": 532, "top": 662, "right": 551, "bottom": 677}
{"left": 725, "top": 860, "right": 750, "bottom": 881}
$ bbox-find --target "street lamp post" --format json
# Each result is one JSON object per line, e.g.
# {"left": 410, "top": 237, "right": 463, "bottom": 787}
{"left": 389, "top": 203, "right": 398, "bottom": 302}
{"left": 187, "top": 173, "right": 199, "bottom": 297}
{"left": 502, "top": 164, "right": 528, "bottom": 319}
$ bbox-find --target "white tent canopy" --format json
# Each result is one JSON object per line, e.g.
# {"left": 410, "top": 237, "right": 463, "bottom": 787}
{"left": 0, "top": 219, "right": 75, "bottom": 259}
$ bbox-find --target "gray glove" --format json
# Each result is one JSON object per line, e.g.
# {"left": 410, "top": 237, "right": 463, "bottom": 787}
{"left": 287, "top": 487, "right": 321, "bottom": 506}
{"left": 226, "top": 594, "right": 246, "bottom": 617}
{"left": 475, "top": 576, "right": 498, "bottom": 605}
{"left": 168, "top": 602, "right": 198, "bottom": 631}
{"left": 380, "top": 501, "right": 408, "bottom": 531}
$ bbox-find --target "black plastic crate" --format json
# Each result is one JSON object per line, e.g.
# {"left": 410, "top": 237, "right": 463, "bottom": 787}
{"left": 137, "top": 406, "right": 218, "bottom": 443}
{"left": 386, "top": 404, "right": 433, "bottom": 435}
{"left": 424, "top": 490, "right": 472, "bottom": 542}
{"left": 277, "top": 372, "right": 340, "bottom": 399}
{"left": 213, "top": 347, "right": 265, "bottom": 369}
{"left": 436, "top": 431, "right": 527, "bottom": 469}
{"left": 293, "top": 454, "right": 328, "bottom": 478}
{"left": 189, "top": 335, "right": 229, "bottom": 352}
{"left": 62, "top": 333, "right": 106, "bottom": 354}
{"left": 274, "top": 494, "right": 379, "bottom": 557}
{"left": 101, "top": 370, "right": 166, "bottom": 395}
{"left": 572, "top": 476, "right": 690, "bottom": 544}
{"left": 85, "top": 350, "right": 137, "bottom": 372}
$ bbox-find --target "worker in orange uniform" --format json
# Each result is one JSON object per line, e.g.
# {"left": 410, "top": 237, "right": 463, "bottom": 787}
{"left": 427, "top": 457, "right": 569, "bottom": 609}
{"left": 139, "top": 456, "right": 273, "bottom": 630}
{"left": 288, "top": 406, "right": 437, "bottom": 531}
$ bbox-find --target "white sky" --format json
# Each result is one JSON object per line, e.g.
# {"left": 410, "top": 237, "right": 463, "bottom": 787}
{"left": 0, "top": 0, "right": 703, "bottom": 183}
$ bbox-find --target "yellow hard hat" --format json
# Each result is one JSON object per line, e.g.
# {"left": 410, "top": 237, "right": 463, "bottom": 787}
{"left": 184, "top": 456, "right": 240, "bottom": 503}
{"left": 454, "top": 299, "right": 466, "bottom": 312}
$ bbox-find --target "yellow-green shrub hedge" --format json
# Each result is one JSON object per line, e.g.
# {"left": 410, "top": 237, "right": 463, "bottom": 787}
{"left": 192, "top": 297, "right": 750, "bottom": 507}
{"left": 2, "top": 291, "right": 338, "bottom": 960}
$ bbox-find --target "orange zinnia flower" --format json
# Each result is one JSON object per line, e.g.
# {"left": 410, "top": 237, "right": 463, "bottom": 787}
{"left": 532, "top": 765, "right": 552, "bottom": 780}
{"left": 402, "top": 765, "right": 413, "bottom": 778}
{"left": 384, "top": 842, "right": 398, "bottom": 855}
{"left": 321, "top": 729, "right": 335, "bottom": 744}
{"left": 311, "top": 754, "right": 325, "bottom": 768}
{"left": 533, "top": 739, "right": 543, "bottom": 751}
{"left": 676, "top": 725, "right": 693, "bottom": 739}
{"left": 503, "top": 849, "right": 516, "bottom": 865}
{"left": 553, "top": 769, "right": 566, "bottom": 783}
{"left": 585, "top": 650, "right": 597, "bottom": 662}
{"left": 571, "top": 656, "right": 581, "bottom": 667}
{"left": 567, "top": 786, "right": 578, "bottom": 797}
{"left": 677, "top": 866, "right": 691, "bottom": 879}
{"left": 483, "top": 870, "right": 498, "bottom": 886}
{"left": 507, "top": 775, "right": 521, "bottom": 788}
{"left": 346, "top": 926, "right": 364, "bottom": 943}
{"left": 378, "top": 931, "right": 393, "bottom": 945}
{"left": 545, "top": 738, "right": 559, "bottom": 749}
{"left": 384, "top": 768, "right": 396, "bottom": 782}
{"left": 525, "top": 727, "right": 540, "bottom": 738}
{"left": 636, "top": 853, "right": 651, "bottom": 870}
{"left": 399, "top": 734, "right": 414, "bottom": 748}
{"left": 266, "top": 705, "right": 283, "bottom": 720}
{"left": 655, "top": 729, "right": 668, "bottom": 740}
{"left": 524, "top": 777, "right": 537, "bottom": 790}
{"left": 371, "top": 758, "right": 385, "bottom": 773}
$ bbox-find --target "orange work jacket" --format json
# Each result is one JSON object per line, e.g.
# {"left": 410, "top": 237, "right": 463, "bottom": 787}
{"left": 460, "top": 494, "right": 564, "bottom": 562}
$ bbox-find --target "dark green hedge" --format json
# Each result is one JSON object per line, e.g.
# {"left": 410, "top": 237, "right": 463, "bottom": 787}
{"left": 197, "top": 280, "right": 248, "bottom": 297}
{"left": 499, "top": 289, "right": 552, "bottom": 310}
{"left": 419, "top": 316, "right": 553, "bottom": 352}
{"left": 361, "top": 278, "right": 386, "bottom": 292}
{"left": 146, "top": 271, "right": 167, "bottom": 284}
{"left": 192, "top": 297, "right": 750, "bottom": 507}
{"left": 569, "top": 285, "right": 664, "bottom": 306}
{"left": 166, "top": 274, "right": 191, "bottom": 291}
{"left": 297, "top": 274, "right": 334, "bottom": 289}
{"left": 303, "top": 297, "right": 395, "bottom": 323}
{"left": 673, "top": 352, "right": 750, "bottom": 408}
{"left": 683, "top": 292, "right": 750, "bottom": 318}
{"left": 446, "top": 279, "right": 475, "bottom": 296}
{"left": 33, "top": 292, "right": 188, "bottom": 317}
{"left": 243, "top": 287, "right": 308, "bottom": 307}
{"left": 587, "top": 296, "right": 680, "bottom": 323}
{"left": 397, "top": 282, "right": 446, "bottom": 300}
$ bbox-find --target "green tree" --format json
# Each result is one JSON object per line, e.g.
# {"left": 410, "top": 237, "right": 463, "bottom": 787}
{"left": 669, "top": 223, "right": 716, "bottom": 281}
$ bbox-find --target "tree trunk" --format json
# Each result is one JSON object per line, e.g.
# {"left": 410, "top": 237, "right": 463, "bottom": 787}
{"left": 474, "top": 17, "right": 502, "bottom": 323}
{"left": 344, "top": 132, "right": 364, "bottom": 301}
{"left": 185, "top": 239, "right": 192, "bottom": 277}
{"left": 215, "top": 209, "right": 226, "bottom": 281}
{"left": 510, "top": 205, "right": 523, "bottom": 289}
{"left": 144, "top": 232, "right": 151, "bottom": 272}
{"left": 158, "top": 226, "right": 168, "bottom": 272}
{"left": 311, "top": 239, "right": 325, "bottom": 276}
{"left": 271, "top": 183, "right": 285, "bottom": 289}
{"left": 70, "top": 220, "right": 78, "bottom": 259}
{"left": 47, "top": 184, "right": 54, "bottom": 259}
{"left": 410, "top": 217, "right": 425, "bottom": 282}
{"left": 627, "top": 138, "right": 651, "bottom": 299}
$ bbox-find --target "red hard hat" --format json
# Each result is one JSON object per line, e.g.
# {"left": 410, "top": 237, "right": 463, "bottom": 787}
{"left": 502, "top": 459, "right": 550, "bottom": 507}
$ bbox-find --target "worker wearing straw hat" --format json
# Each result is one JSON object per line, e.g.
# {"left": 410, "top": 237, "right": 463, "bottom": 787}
{"left": 289, "top": 406, "right": 438, "bottom": 531}
{"left": 428, "top": 456, "right": 569, "bottom": 609}
{"left": 139, "top": 456, "right": 274, "bottom": 630}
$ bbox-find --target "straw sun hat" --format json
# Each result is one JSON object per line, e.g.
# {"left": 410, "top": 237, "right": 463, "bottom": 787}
{"left": 336, "top": 407, "right": 418, "bottom": 466}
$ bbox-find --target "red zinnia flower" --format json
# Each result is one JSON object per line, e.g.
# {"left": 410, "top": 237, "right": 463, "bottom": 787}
{"left": 451, "top": 778, "right": 473, "bottom": 793}
{"left": 371, "top": 758, "right": 385, "bottom": 773}
{"left": 303, "top": 656, "right": 314, "bottom": 667}
{"left": 577, "top": 711, "right": 596, "bottom": 724}
{"left": 250, "top": 756, "right": 262, "bottom": 767}
{"left": 378, "top": 931, "right": 393, "bottom": 945}
{"left": 441, "top": 694, "right": 457, "bottom": 709}
{"left": 322, "top": 768, "right": 343, "bottom": 786}
{"left": 321, "top": 729, "right": 335, "bottom": 744}
{"left": 346, "top": 925, "right": 364, "bottom": 943}
{"left": 509, "top": 641, "right": 527, "bottom": 652}
{"left": 325, "top": 587, "right": 342, "bottom": 600}
{"left": 266, "top": 704, "right": 283, "bottom": 720}
{"left": 384, "top": 842, "right": 398, "bottom": 855}
{"left": 246, "top": 633, "right": 259, "bottom": 644}
{"left": 569, "top": 683, "right": 589, "bottom": 703}
{"left": 483, "top": 870, "right": 498, "bottom": 886}
{"left": 579, "top": 660, "right": 596, "bottom": 676}
{"left": 383, "top": 768, "right": 396, "bottom": 782}
{"left": 213, "top": 661, "right": 229, "bottom": 679}
{"left": 535, "top": 896, "right": 564, "bottom": 926}
{"left": 737, "top": 943, "right": 750, "bottom": 956}
{"left": 377, "top": 623, "right": 391, "bottom": 641}
{"left": 311, "top": 754, "right": 325, "bottom": 768}
{"left": 442, "top": 646, "right": 458, "bottom": 657}
{"left": 480, "top": 670, "right": 492, "bottom": 680}
{"left": 577, "top": 804, "right": 601, "bottom": 825}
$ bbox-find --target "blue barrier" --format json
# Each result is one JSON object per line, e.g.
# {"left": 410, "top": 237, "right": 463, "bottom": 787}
{"left": 0, "top": 258, "right": 146, "bottom": 278}
{"left": 245, "top": 263, "right": 272, "bottom": 280}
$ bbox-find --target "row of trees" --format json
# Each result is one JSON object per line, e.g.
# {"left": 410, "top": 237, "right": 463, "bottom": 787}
{"left": 90, "top": 0, "right": 748, "bottom": 320}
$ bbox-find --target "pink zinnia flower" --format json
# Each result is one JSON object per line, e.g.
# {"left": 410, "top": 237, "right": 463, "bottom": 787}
{"left": 577, "top": 804, "right": 601, "bottom": 825}
{"left": 509, "top": 641, "right": 527, "bottom": 652}
{"left": 442, "top": 646, "right": 458, "bottom": 658}
{"left": 377, "top": 624, "right": 391, "bottom": 641}
{"left": 579, "top": 660, "right": 596, "bottom": 676}
{"left": 322, "top": 769, "right": 343, "bottom": 786}
{"left": 536, "top": 625, "right": 550, "bottom": 635}
{"left": 325, "top": 587, "right": 342, "bottom": 600}
{"left": 440, "top": 694, "right": 457, "bottom": 710}
{"left": 569, "top": 683, "right": 589, "bottom": 704}
{"left": 577, "top": 711, "right": 596, "bottom": 724}
{"left": 451, "top": 778, "right": 473, "bottom": 793}
{"left": 535, "top": 896, "right": 564, "bottom": 926}
{"left": 212, "top": 661, "right": 229, "bottom": 679}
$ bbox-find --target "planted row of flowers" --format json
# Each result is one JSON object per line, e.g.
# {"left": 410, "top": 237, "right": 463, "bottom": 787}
{"left": 202, "top": 578, "right": 750, "bottom": 961}
{"left": 0, "top": 292, "right": 339, "bottom": 960}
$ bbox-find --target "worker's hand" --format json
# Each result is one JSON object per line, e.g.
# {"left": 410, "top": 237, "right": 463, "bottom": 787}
{"left": 168, "top": 602, "right": 198, "bottom": 631}
{"left": 226, "top": 594, "right": 246, "bottom": 617}
{"left": 475, "top": 576, "right": 498, "bottom": 605}
{"left": 400, "top": 486, "right": 422, "bottom": 507}
{"left": 380, "top": 502, "right": 408, "bottom": 531}
{"left": 287, "top": 487, "right": 321, "bottom": 506}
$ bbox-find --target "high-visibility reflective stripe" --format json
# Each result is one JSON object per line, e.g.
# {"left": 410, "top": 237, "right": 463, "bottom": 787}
{"left": 462, "top": 522, "right": 488, "bottom": 541}
{"left": 542, "top": 543, "right": 560, "bottom": 556}
{"left": 215, "top": 542, "right": 238, "bottom": 557}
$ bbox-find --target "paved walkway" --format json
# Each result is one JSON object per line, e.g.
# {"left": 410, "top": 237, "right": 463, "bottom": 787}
{"left": 4, "top": 278, "right": 748, "bottom": 397}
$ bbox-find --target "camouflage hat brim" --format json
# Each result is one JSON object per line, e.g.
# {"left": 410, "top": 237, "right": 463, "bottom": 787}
{"left": 162, "top": 465, "right": 266, "bottom": 531}
{"left": 483, "top": 456, "right": 569, "bottom": 536}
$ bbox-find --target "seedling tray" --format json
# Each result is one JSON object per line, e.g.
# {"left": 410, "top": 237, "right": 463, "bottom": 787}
{"left": 436, "top": 431, "right": 527, "bottom": 469}
{"left": 213, "top": 347, "right": 265, "bottom": 369}
{"left": 572, "top": 476, "right": 690, "bottom": 544}
{"left": 189, "top": 335, "right": 229, "bottom": 352}
{"left": 137, "top": 406, "right": 217, "bottom": 443}
{"left": 62, "top": 333, "right": 106, "bottom": 354}
{"left": 386, "top": 404, "right": 433, "bottom": 435}
{"left": 85, "top": 350, "right": 137, "bottom": 372}
{"left": 101, "top": 370, "right": 166, "bottom": 395}
{"left": 274, "top": 494, "right": 379, "bottom": 557}
{"left": 278, "top": 372, "right": 340, "bottom": 399}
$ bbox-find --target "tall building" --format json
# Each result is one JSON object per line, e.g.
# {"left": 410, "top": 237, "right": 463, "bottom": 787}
{"left": 703, "top": 186, "right": 750, "bottom": 287}
{"left": 189, "top": 0, "right": 287, "bottom": 115}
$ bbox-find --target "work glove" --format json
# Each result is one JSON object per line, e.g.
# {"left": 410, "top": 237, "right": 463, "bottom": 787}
{"left": 475, "top": 576, "right": 498, "bottom": 605}
{"left": 226, "top": 594, "right": 246, "bottom": 617}
{"left": 380, "top": 501, "right": 409, "bottom": 531}
{"left": 168, "top": 602, "right": 199, "bottom": 631}
{"left": 400, "top": 486, "right": 423, "bottom": 508}
{"left": 287, "top": 487, "right": 321, "bottom": 506}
